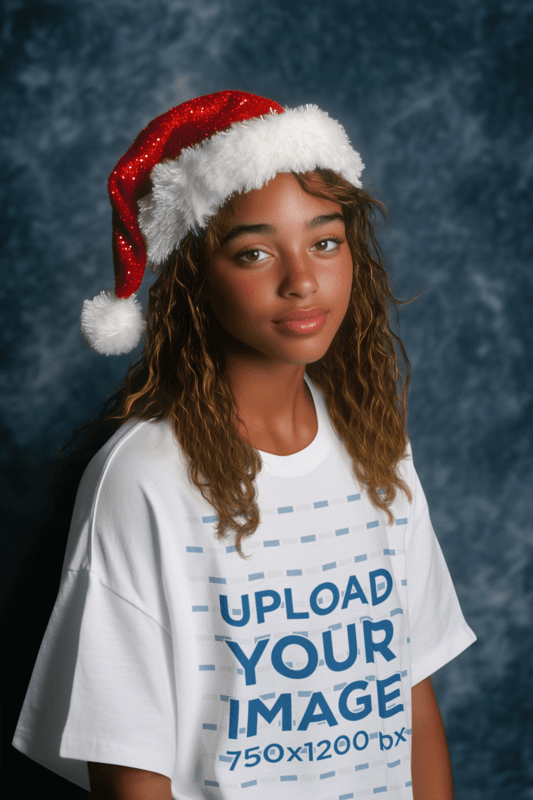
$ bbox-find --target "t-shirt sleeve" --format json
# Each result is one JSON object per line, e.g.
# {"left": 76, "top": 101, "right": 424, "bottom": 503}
{"left": 12, "top": 567, "right": 177, "bottom": 791}
{"left": 12, "top": 424, "right": 178, "bottom": 791}
{"left": 404, "top": 445, "right": 477, "bottom": 686}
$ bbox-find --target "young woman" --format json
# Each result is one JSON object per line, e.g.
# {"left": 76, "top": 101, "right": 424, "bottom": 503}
{"left": 12, "top": 91, "right": 476, "bottom": 800}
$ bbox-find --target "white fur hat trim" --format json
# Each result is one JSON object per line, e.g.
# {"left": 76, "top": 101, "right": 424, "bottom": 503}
{"left": 138, "top": 104, "right": 365, "bottom": 268}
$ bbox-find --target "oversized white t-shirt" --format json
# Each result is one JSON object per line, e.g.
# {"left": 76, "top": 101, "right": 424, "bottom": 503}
{"left": 13, "top": 374, "right": 476, "bottom": 799}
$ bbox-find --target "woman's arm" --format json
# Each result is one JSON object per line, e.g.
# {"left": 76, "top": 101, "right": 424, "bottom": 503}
{"left": 411, "top": 676, "right": 455, "bottom": 800}
{"left": 88, "top": 762, "right": 172, "bottom": 799}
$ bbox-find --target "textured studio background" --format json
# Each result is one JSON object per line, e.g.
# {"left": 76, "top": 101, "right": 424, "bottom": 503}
{"left": 2, "top": 0, "right": 532, "bottom": 797}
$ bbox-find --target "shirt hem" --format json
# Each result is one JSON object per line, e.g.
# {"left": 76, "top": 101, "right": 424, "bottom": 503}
{"left": 12, "top": 731, "right": 90, "bottom": 791}
{"left": 411, "top": 624, "right": 477, "bottom": 686}
{"left": 12, "top": 729, "right": 175, "bottom": 791}
{"left": 59, "top": 735, "right": 175, "bottom": 778}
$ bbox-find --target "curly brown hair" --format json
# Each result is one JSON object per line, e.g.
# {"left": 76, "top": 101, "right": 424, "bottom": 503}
{"left": 71, "top": 168, "right": 413, "bottom": 557}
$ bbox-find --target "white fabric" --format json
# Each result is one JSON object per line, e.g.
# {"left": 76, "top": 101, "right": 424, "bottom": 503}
{"left": 12, "top": 374, "right": 476, "bottom": 799}
{"left": 80, "top": 289, "right": 145, "bottom": 356}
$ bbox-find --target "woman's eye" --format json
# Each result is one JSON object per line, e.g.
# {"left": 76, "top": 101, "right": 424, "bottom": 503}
{"left": 313, "top": 238, "right": 342, "bottom": 252}
{"left": 237, "top": 248, "right": 269, "bottom": 263}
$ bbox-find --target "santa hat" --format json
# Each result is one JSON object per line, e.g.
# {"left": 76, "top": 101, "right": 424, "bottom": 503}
{"left": 80, "top": 90, "right": 365, "bottom": 355}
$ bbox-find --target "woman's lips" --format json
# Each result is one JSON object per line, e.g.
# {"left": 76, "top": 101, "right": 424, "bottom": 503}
{"left": 276, "top": 307, "right": 327, "bottom": 321}
{"left": 274, "top": 311, "right": 328, "bottom": 334}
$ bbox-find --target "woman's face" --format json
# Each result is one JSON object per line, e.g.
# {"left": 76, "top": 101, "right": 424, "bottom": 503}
{"left": 205, "top": 172, "right": 353, "bottom": 366}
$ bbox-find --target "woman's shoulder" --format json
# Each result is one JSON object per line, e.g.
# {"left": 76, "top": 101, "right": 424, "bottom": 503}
{"left": 65, "top": 418, "right": 188, "bottom": 573}
{"left": 392, "top": 438, "right": 418, "bottom": 503}
{"left": 398, "top": 438, "right": 414, "bottom": 473}
{"left": 81, "top": 417, "right": 184, "bottom": 499}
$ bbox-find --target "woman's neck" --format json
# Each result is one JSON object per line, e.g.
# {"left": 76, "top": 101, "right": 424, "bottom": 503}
{"left": 226, "top": 355, "right": 317, "bottom": 456}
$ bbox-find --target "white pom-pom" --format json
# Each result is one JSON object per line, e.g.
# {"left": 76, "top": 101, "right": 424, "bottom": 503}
{"left": 80, "top": 289, "right": 145, "bottom": 355}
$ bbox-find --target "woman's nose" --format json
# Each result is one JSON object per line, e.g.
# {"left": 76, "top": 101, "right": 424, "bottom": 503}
{"left": 278, "top": 250, "right": 319, "bottom": 298}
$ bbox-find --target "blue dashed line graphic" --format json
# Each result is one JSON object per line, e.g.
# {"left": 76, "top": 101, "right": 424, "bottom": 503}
{"left": 188, "top": 485, "right": 414, "bottom": 793}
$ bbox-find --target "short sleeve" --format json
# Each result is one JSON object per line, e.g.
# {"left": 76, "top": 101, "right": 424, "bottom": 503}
{"left": 404, "top": 447, "right": 477, "bottom": 686}
{"left": 12, "top": 567, "right": 177, "bottom": 791}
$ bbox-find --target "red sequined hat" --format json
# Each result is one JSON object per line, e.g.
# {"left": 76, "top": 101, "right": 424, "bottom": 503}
{"left": 80, "top": 90, "right": 365, "bottom": 355}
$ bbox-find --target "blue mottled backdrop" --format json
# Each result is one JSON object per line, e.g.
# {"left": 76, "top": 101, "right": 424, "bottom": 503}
{"left": 2, "top": 0, "right": 532, "bottom": 796}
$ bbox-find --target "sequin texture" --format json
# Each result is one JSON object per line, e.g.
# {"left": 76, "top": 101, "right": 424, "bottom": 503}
{"left": 108, "top": 91, "right": 284, "bottom": 299}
